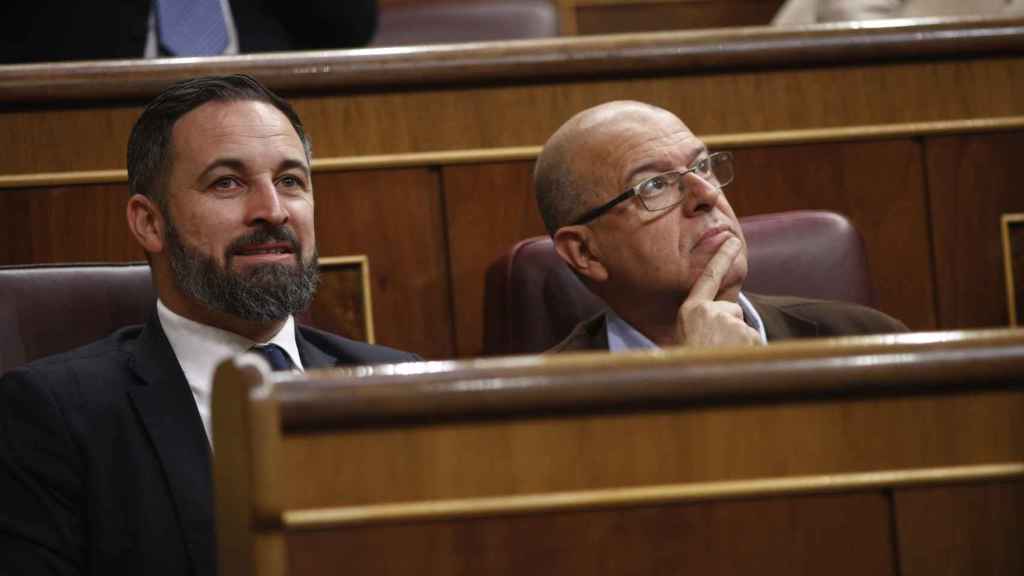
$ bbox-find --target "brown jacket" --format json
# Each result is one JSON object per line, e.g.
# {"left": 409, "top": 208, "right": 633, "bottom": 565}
{"left": 548, "top": 292, "right": 908, "bottom": 353}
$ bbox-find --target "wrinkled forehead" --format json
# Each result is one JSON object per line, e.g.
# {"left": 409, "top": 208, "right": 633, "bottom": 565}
{"left": 572, "top": 104, "right": 701, "bottom": 193}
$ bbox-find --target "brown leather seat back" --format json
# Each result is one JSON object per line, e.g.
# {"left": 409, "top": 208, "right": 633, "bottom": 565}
{"left": 484, "top": 210, "right": 875, "bottom": 355}
{"left": 371, "top": 0, "right": 559, "bottom": 47}
{"left": 0, "top": 263, "right": 155, "bottom": 373}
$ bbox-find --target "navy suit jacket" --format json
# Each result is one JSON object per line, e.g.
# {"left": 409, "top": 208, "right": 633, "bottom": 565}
{"left": 1, "top": 0, "right": 377, "bottom": 64}
{"left": 0, "top": 313, "right": 417, "bottom": 575}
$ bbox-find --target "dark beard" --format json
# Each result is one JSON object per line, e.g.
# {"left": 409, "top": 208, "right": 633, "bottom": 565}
{"left": 164, "top": 219, "right": 319, "bottom": 322}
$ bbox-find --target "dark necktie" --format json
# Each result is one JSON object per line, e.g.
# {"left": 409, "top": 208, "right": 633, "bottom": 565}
{"left": 155, "top": 0, "right": 229, "bottom": 57}
{"left": 251, "top": 344, "right": 296, "bottom": 372}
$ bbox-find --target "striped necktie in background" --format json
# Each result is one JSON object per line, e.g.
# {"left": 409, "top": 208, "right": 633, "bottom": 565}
{"left": 156, "top": 0, "right": 229, "bottom": 57}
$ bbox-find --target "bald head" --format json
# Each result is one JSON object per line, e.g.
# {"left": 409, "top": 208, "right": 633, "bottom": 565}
{"left": 534, "top": 101, "right": 690, "bottom": 234}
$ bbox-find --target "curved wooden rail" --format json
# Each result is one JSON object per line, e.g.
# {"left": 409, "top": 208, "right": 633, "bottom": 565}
{"left": 1, "top": 16, "right": 1023, "bottom": 104}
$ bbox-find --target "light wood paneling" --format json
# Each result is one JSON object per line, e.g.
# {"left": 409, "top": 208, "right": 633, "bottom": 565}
{"left": 442, "top": 161, "right": 546, "bottom": 357}
{"left": 895, "top": 480, "right": 1024, "bottom": 576}
{"left": 286, "top": 491, "right": 894, "bottom": 576}
{"left": 4, "top": 56, "right": 1024, "bottom": 175}
{"left": 0, "top": 183, "right": 141, "bottom": 264}
{"left": 313, "top": 169, "right": 453, "bottom": 358}
{"left": 926, "top": 132, "right": 1024, "bottom": 329}
{"left": 281, "top": 389, "right": 1023, "bottom": 507}
{"left": 728, "top": 139, "right": 936, "bottom": 330}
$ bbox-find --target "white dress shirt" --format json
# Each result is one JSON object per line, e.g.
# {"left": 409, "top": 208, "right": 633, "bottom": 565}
{"left": 156, "top": 299, "right": 303, "bottom": 445}
{"left": 606, "top": 292, "right": 768, "bottom": 352}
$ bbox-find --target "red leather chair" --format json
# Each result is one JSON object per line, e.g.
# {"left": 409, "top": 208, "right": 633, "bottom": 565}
{"left": 0, "top": 263, "right": 330, "bottom": 374}
{"left": 484, "top": 210, "right": 876, "bottom": 355}
{"left": 371, "top": 0, "right": 559, "bottom": 47}
{"left": 0, "top": 263, "right": 154, "bottom": 374}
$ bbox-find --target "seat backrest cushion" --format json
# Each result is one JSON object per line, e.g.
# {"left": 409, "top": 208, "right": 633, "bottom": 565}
{"left": 484, "top": 210, "right": 875, "bottom": 355}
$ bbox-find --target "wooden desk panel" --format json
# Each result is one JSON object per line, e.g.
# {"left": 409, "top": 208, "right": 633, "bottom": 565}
{"left": 442, "top": 161, "right": 547, "bottom": 357}
{"left": 0, "top": 183, "right": 141, "bottom": 264}
{"left": 313, "top": 168, "right": 455, "bottom": 358}
{"left": 926, "top": 132, "right": 1024, "bottom": 330}
{"left": 895, "top": 480, "right": 1024, "bottom": 576}
{"left": 287, "top": 491, "right": 894, "bottom": 576}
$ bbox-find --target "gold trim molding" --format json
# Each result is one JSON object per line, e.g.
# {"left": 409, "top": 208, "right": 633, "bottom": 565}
{"left": 3, "top": 116, "right": 1024, "bottom": 190}
{"left": 282, "top": 461, "right": 1024, "bottom": 531}
{"left": 317, "top": 255, "right": 376, "bottom": 344}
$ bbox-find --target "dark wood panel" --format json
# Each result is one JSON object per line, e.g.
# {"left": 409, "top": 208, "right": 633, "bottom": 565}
{"left": 0, "top": 184, "right": 142, "bottom": 264}
{"left": 926, "top": 132, "right": 1024, "bottom": 329}
{"left": 442, "top": 161, "right": 546, "bottom": 357}
{"left": 728, "top": 140, "right": 936, "bottom": 330}
{"left": 576, "top": 0, "right": 785, "bottom": 35}
{"left": 287, "top": 491, "right": 894, "bottom": 576}
{"left": 313, "top": 169, "right": 454, "bottom": 359}
{"left": 306, "top": 260, "right": 369, "bottom": 342}
{"left": 895, "top": 480, "right": 1024, "bottom": 576}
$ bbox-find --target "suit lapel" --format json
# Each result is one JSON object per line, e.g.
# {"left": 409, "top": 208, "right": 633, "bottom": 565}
{"left": 295, "top": 327, "right": 339, "bottom": 369}
{"left": 126, "top": 314, "right": 215, "bottom": 576}
{"left": 746, "top": 293, "right": 819, "bottom": 340}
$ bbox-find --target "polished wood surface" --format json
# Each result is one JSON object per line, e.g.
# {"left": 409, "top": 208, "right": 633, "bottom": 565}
{"left": 212, "top": 329, "right": 1024, "bottom": 575}
{"left": 2, "top": 18, "right": 1021, "bottom": 106}
{"left": 442, "top": 161, "right": 547, "bottom": 356}
{"left": 312, "top": 169, "right": 454, "bottom": 358}
{"left": 926, "top": 131, "right": 1024, "bottom": 329}
{"left": 895, "top": 480, "right": 1024, "bottom": 576}
{"left": 286, "top": 492, "right": 894, "bottom": 575}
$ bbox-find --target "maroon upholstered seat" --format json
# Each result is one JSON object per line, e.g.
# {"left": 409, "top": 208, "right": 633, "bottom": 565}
{"left": 0, "top": 263, "right": 323, "bottom": 373}
{"left": 371, "top": 0, "right": 559, "bottom": 47}
{"left": 0, "top": 263, "right": 155, "bottom": 374}
{"left": 484, "top": 210, "right": 876, "bottom": 355}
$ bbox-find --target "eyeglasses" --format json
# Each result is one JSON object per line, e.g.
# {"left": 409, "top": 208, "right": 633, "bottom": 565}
{"left": 569, "top": 151, "right": 734, "bottom": 226}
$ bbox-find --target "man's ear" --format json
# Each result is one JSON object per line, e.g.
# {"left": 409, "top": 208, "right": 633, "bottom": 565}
{"left": 126, "top": 194, "right": 166, "bottom": 254}
{"left": 553, "top": 225, "right": 608, "bottom": 283}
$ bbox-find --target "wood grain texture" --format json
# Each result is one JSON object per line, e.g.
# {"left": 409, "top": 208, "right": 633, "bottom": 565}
{"left": 2, "top": 18, "right": 1022, "bottom": 104}
{"left": 0, "top": 183, "right": 141, "bottom": 264}
{"left": 728, "top": 139, "right": 936, "bottom": 330}
{"left": 286, "top": 491, "right": 894, "bottom": 576}
{"left": 306, "top": 259, "right": 370, "bottom": 342}
{"left": 926, "top": 132, "right": 1024, "bottom": 329}
{"left": 442, "top": 161, "right": 546, "bottom": 357}
{"left": 3, "top": 39, "right": 1024, "bottom": 174}
{"left": 312, "top": 169, "right": 453, "bottom": 358}
{"left": 894, "top": 480, "right": 1024, "bottom": 576}
{"left": 280, "top": 388, "right": 1023, "bottom": 507}
{"left": 575, "top": 0, "right": 785, "bottom": 35}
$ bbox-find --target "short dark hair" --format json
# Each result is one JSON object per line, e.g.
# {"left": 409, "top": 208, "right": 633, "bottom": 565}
{"left": 127, "top": 74, "right": 311, "bottom": 210}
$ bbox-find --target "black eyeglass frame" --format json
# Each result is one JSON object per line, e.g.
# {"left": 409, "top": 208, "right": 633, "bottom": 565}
{"left": 568, "top": 151, "right": 733, "bottom": 226}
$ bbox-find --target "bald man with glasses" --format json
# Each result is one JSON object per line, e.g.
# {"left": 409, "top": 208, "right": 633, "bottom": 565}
{"left": 534, "top": 101, "right": 906, "bottom": 353}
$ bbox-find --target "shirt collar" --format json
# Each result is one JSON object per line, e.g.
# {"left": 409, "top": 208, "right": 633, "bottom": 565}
{"left": 156, "top": 299, "right": 303, "bottom": 444}
{"left": 605, "top": 291, "right": 768, "bottom": 352}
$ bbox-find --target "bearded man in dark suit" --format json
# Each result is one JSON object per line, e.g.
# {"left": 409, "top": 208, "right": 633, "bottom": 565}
{"left": 534, "top": 101, "right": 906, "bottom": 353}
{"left": 0, "top": 75, "right": 417, "bottom": 575}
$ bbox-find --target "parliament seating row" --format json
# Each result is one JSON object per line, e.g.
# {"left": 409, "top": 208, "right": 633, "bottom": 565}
{"left": 0, "top": 210, "right": 869, "bottom": 372}
{"left": 1, "top": 18, "right": 1023, "bottom": 360}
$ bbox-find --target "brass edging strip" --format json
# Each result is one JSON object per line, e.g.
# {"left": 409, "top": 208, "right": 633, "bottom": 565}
{"left": 281, "top": 461, "right": 1024, "bottom": 530}
{"left": 317, "top": 255, "right": 375, "bottom": 344}
{"left": 4, "top": 117, "right": 1024, "bottom": 189}
{"left": 1001, "top": 214, "right": 1024, "bottom": 327}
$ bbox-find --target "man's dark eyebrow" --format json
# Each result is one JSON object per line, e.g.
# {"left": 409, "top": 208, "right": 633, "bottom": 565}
{"left": 625, "top": 145, "right": 708, "bottom": 186}
{"left": 197, "top": 157, "right": 311, "bottom": 182}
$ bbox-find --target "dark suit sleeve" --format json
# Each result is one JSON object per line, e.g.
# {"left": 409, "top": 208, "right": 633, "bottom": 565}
{"left": 268, "top": 0, "right": 377, "bottom": 49}
{"left": 0, "top": 367, "right": 84, "bottom": 575}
